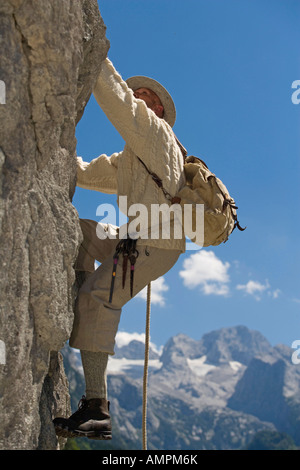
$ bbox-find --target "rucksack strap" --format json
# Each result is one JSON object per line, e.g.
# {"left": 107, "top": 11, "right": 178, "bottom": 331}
{"left": 137, "top": 156, "right": 177, "bottom": 203}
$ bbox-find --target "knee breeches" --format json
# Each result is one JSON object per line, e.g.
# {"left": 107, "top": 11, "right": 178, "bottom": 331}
{"left": 69, "top": 219, "right": 180, "bottom": 354}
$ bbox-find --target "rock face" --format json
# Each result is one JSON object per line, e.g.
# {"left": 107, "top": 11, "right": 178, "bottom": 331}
{"left": 0, "top": 0, "right": 109, "bottom": 450}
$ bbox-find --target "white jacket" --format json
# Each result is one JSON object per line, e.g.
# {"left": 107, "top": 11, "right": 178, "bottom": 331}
{"left": 77, "top": 58, "right": 186, "bottom": 252}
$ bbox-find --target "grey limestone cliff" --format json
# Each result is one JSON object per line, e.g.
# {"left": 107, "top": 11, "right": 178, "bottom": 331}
{"left": 0, "top": 0, "right": 109, "bottom": 450}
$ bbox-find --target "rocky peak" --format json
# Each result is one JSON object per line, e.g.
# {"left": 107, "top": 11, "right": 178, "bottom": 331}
{"left": 198, "top": 325, "right": 273, "bottom": 365}
{"left": 159, "top": 334, "right": 200, "bottom": 371}
{"left": 114, "top": 340, "right": 160, "bottom": 360}
{"left": 159, "top": 326, "right": 273, "bottom": 371}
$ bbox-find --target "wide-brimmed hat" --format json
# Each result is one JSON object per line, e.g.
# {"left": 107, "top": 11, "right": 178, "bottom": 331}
{"left": 126, "top": 75, "right": 176, "bottom": 127}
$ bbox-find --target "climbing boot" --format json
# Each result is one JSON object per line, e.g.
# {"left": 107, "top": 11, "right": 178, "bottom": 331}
{"left": 53, "top": 395, "right": 112, "bottom": 440}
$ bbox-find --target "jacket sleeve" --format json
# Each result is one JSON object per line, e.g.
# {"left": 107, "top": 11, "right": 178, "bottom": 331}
{"left": 93, "top": 58, "right": 177, "bottom": 170}
{"left": 76, "top": 152, "right": 120, "bottom": 194}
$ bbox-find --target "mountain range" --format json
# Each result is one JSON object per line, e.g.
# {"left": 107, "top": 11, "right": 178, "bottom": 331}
{"left": 61, "top": 325, "right": 300, "bottom": 450}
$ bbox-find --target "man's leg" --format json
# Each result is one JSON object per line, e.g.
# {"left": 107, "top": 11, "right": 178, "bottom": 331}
{"left": 54, "top": 229, "right": 181, "bottom": 439}
{"left": 75, "top": 219, "right": 117, "bottom": 404}
{"left": 69, "top": 243, "right": 181, "bottom": 402}
{"left": 80, "top": 350, "right": 108, "bottom": 400}
{"left": 75, "top": 219, "right": 119, "bottom": 273}
{"left": 69, "top": 243, "right": 181, "bottom": 354}
{"left": 54, "top": 220, "right": 117, "bottom": 439}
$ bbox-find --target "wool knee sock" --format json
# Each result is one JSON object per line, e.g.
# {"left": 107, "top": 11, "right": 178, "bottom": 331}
{"left": 80, "top": 350, "right": 108, "bottom": 400}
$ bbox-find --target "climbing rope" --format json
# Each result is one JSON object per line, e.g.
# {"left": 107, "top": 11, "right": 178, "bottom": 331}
{"left": 142, "top": 282, "right": 151, "bottom": 451}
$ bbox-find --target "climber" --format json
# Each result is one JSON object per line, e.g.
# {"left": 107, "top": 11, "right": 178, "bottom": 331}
{"left": 53, "top": 57, "right": 186, "bottom": 440}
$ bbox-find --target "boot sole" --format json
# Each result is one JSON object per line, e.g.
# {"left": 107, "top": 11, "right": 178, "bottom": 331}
{"left": 55, "top": 424, "right": 112, "bottom": 440}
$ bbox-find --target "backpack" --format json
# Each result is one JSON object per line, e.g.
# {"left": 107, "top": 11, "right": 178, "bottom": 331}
{"left": 138, "top": 138, "right": 245, "bottom": 248}
{"left": 174, "top": 154, "right": 245, "bottom": 247}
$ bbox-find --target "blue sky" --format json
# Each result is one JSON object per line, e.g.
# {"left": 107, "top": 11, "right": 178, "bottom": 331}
{"left": 74, "top": 0, "right": 300, "bottom": 351}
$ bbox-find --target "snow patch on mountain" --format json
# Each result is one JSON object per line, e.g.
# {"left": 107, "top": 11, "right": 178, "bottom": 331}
{"left": 187, "top": 356, "right": 216, "bottom": 377}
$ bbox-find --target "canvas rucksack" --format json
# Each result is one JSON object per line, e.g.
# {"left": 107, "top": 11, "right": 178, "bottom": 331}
{"left": 138, "top": 138, "right": 245, "bottom": 247}
{"left": 174, "top": 154, "right": 245, "bottom": 246}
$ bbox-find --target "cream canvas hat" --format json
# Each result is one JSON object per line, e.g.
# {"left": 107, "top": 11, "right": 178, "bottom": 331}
{"left": 126, "top": 76, "right": 176, "bottom": 127}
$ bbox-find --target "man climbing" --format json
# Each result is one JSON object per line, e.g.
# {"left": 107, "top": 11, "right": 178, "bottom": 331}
{"left": 53, "top": 57, "right": 186, "bottom": 440}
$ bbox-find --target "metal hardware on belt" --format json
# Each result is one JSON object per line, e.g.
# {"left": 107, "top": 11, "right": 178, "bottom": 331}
{"left": 109, "top": 237, "right": 139, "bottom": 303}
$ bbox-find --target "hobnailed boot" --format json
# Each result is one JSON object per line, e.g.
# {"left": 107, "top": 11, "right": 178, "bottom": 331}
{"left": 53, "top": 395, "right": 112, "bottom": 440}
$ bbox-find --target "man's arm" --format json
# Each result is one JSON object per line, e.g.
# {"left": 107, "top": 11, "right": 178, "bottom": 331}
{"left": 93, "top": 59, "right": 177, "bottom": 168}
{"left": 76, "top": 152, "right": 120, "bottom": 194}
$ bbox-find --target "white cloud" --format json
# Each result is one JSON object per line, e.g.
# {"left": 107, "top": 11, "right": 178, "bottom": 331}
{"left": 270, "top": 289, "right": 281, "bottom": 299}
{"left": 236, "top": 279, "right": 272, "bottom": 301}
{"left": 115, "top": 331, "right": 162, "bottom": 355}
{"left": 115, "top": 331, "right": 146, "bottom": 348}
{"left": 236, "top": 279, "right": 269, "bottom": 295}
{"left": 135, "top": 276, "right": 169, "bottom": 306}
{"left": 179, "top": 250, "right": 231, "bottom": 296}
